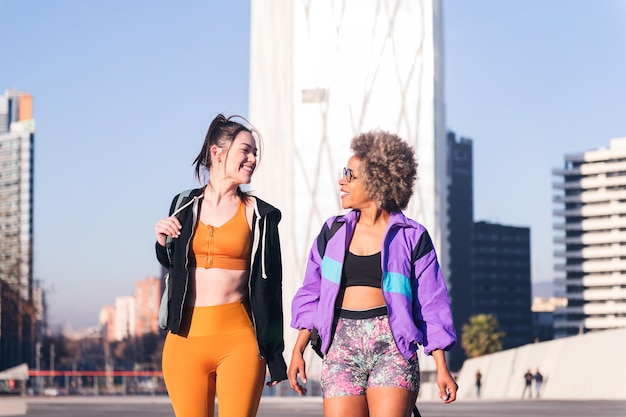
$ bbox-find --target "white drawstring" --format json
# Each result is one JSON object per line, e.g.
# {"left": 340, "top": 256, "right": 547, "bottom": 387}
{"left": 261, "top": 217, "right": 268, "bottom": 279}
{"left": 172, "top": 196, "right": 196, "bottom": 217}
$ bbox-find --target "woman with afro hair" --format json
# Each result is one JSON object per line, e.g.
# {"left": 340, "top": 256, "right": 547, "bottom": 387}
{"left": 289, "top": 130, "right": 457, "bottom": 417}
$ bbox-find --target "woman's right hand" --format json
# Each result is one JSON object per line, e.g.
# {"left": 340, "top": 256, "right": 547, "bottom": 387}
{"left": 287, "top": 350, "right": 308, "bottom": 396}
{"left": 154, "top": 216, "right": 182, "bottom": 247}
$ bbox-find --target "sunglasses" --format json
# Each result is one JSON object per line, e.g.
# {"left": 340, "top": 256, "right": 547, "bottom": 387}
{"left": 342, "top": 167, "right": 358, "bottom": 183}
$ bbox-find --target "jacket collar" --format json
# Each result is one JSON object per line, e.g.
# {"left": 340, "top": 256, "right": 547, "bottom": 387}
{"left": 189, "top": 187, "right": 280, "bottom": 220}
{"left": 252, "top": 195, "right": 281, "bottom": 220}
{"left": 340, "top": 209, "right": 411, "bottom": 229}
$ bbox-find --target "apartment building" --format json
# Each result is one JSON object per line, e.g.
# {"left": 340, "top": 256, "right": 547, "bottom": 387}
{"left": 553, "top": 138, "right": 626, "bottom": 337}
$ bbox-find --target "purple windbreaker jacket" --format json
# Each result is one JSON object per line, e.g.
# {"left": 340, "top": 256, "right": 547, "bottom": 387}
{"left": 291, "top": 210, "right": 456, "bottom": 358}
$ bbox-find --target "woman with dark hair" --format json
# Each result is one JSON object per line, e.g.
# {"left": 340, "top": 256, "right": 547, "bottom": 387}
{"left": 154, "top": 114, "right": 287, "bottom": 417}
{"left": 288, "top": 130, "right": 457, "bottom": 417}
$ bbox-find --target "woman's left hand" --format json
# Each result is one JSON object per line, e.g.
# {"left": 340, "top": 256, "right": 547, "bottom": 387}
{"left": 432, "top": 349, "right": 458, "bottom": 403}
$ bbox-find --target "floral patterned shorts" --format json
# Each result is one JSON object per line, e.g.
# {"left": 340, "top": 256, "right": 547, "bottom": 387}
{"left": 320, "top": 314, "right": 420, "bottom": 398}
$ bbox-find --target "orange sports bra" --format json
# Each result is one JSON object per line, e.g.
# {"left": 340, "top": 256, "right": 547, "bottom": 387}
{"left": 191, "top": 200, "right": 251, "bottom": 270}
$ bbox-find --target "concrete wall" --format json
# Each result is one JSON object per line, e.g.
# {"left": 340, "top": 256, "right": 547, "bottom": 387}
{"left": 455, "top": 327, "right": 626, "bottom": 400}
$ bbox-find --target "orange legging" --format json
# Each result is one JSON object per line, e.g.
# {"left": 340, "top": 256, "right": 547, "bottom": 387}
{"left": 162, "top": 301, "right": 266, "bottom": 417}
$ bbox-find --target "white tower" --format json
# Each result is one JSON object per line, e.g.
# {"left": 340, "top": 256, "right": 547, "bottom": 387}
{"left": 249, "top": 0, "right": 446, "bottom": 386}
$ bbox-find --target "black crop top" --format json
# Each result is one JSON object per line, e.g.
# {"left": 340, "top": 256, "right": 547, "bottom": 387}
{"left": 342, "top": 251, "right": 382, "bottom": 288}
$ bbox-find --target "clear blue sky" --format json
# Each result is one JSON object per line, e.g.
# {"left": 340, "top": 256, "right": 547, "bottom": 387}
{"left": 1, "top": 1, "right": 624, "bottom": 329}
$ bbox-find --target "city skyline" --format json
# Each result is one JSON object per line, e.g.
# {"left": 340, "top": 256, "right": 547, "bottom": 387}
{"left": 1, "top": 0, "right": 625, "bottom": 328}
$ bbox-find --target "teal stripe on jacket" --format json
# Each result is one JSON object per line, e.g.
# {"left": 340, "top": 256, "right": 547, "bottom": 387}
{"left": 322, "top": 256, "right": 343, "bottom": 285}
{"left": 383, "top": 271, "right": 412, "bottom": 298}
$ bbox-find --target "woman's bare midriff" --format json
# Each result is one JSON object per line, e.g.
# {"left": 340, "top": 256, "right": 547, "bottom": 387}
{"left": 340, "top": 286, "right": 387, "bottom": 310}
{"left": 191, "top": 267, "right": 248, "bottom": 306}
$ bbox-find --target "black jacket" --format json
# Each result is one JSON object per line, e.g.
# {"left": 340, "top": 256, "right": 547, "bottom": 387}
{"left": 155, "top": 187, "right": 287, "bottom": 382}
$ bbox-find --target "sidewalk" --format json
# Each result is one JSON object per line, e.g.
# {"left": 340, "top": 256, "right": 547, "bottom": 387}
{"left": 0, "top": 398, "right": 26, "bottom": 416}
{"left": 6, "top": 395, "right": 626, "bottom": 417}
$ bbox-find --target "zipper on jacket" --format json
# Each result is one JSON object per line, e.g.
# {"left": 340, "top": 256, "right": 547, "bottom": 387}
{"left": 381, "top": 223, "right": 415, "bottom": 360}
{"left": 178, "top": 195, "right": 201, "bottom": 329}
{"left": 323, "top": 218, "right": 347, "bottom": 356}
{"left": 248, "top": 199, "right": 263, "bottom": 359}
{"left": 326, "top": 286, "right": 343, "bottom": 356}
{"left": 380, "top": 224, "right": 402, "bottom": 358}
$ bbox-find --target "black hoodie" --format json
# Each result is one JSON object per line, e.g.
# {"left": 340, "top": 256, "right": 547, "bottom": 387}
{"left": 155, "top": 187, "right": 287, "bottom": 383}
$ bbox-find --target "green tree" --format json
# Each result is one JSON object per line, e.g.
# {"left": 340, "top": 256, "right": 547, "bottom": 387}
{"left": 461, "top": 314, "right": 505, "bottom": 358}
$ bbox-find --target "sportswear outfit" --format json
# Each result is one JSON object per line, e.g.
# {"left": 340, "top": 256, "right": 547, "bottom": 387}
{"left": 291, "top": 210, "right": 456, "bottom": 397}
{"left": 156, "top": 188, "right": 287, "bottom": 417}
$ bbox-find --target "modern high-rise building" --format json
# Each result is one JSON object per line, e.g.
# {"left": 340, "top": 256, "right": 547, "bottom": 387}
{"left": 114, "top": 296, "right": 136, "bottom": 342}
{"left": 135, "top": 276, "right": 161, "bottom": 336}
{"left": 473, "top": 221, "right": 533, "bottom": 349}
{"left": 446, "top": 131, "right": 473, "bottom": 371}
{"left": 0, "top": 89, "right": 38, "bottom": 371}
{"left": 249, "top": 0, "right": 447, "bottom": 384}
{"left": 448, "top": 135, "right": 535, "bottom": 363}
{"left": 552, "top": 138, "right": 626, "bottom": 338}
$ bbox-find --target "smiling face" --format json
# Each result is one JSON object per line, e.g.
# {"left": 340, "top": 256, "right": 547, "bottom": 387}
{"left": 214, "top": 130, "right": 257, "bottom": 185}
{"left": 339, "top": 155, "right": 372, "bottom": 210}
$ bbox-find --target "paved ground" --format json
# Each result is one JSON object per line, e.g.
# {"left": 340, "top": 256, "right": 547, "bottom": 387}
{"left": 2, "top": 396, "right": 626, "bottom": 417}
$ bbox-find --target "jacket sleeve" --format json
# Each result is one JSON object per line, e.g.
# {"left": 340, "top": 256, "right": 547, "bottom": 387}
{"left": 412, "top": 230, "right": 457, "bottom": 355}
{"left": 290, "top": 219, "right": 332, "bottom": 331}
{"left": 155, "top": 194, "right": 180, "bottom": 268}
{"left": 263, "top": 214, "right": 288, "bottom": 383}
{"left": 155, "top": 242, "right": 169, "bottom": 268}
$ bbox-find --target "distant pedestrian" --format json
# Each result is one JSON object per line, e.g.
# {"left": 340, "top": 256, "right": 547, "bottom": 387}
{"left": 522, "top": 369, "right": 533, "bottom": 399}
{"left": 475, "top": 370, "right": 482, "bottom": 398}
{"left": 534, "top": 368, "right": 544, "bottom": 398}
